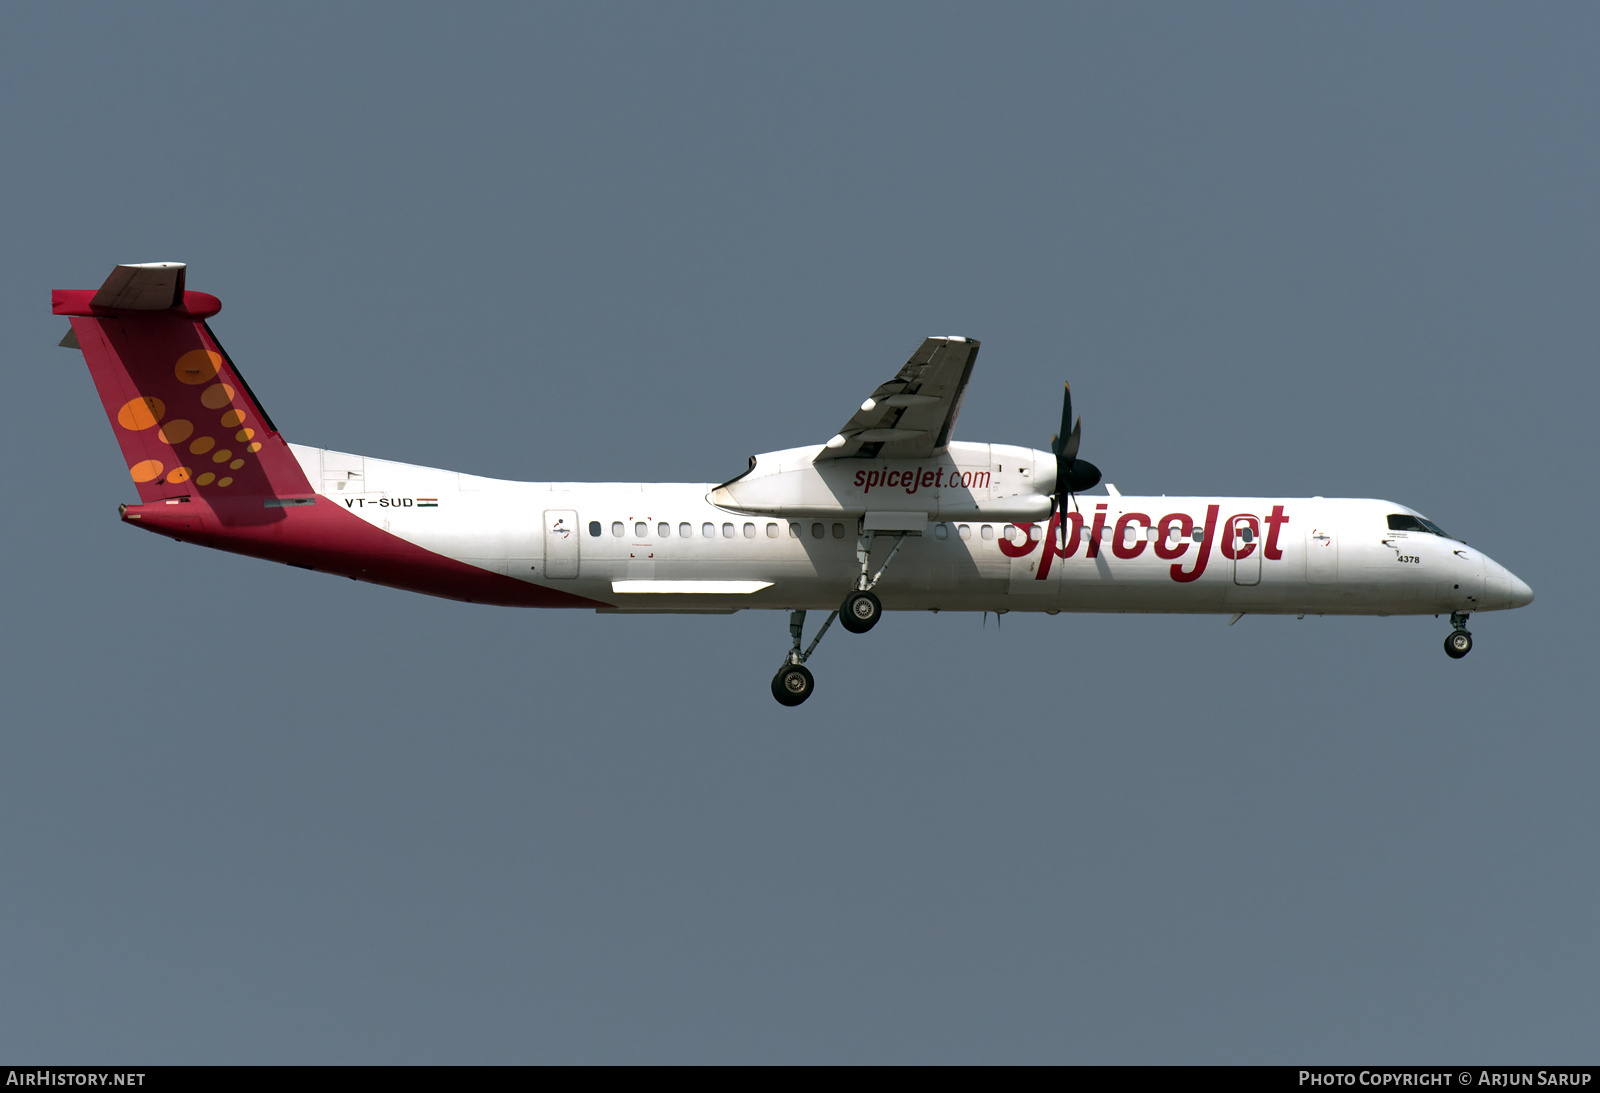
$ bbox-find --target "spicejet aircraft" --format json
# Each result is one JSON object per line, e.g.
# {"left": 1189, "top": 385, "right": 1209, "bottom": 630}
{"left": 56, "top": 262, "right": 1533, "bottom": 705}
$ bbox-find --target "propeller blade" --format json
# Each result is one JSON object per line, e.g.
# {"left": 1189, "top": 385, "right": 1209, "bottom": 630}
{"left": 1054, "top": 383, "right": 1073, "bottom": 457}
{"left": 1048, "top": 380, "right": 1097, "bottom": 515}
{"left": 1060, "top": 417, "right": 1082, "bottom": 464}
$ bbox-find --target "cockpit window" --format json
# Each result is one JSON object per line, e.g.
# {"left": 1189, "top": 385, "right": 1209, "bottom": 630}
{"left": 1387, "top": 513, "right": 1454, "bottom": 539}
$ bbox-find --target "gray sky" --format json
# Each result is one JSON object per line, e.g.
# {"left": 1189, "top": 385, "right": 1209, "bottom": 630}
{"left": 2, "top": 2, "right": 1594, "bottom": 1063}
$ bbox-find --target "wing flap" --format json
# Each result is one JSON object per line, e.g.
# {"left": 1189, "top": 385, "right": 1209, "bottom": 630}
{"left": 815, "top": 336, "right": 979, "bottom": 462}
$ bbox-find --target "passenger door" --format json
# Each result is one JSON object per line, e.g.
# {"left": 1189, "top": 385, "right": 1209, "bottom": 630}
{"left": 1231, "top": 516, "right": 1261, "bottom": 586}
{"left": 543, "top": 510, "right": 579, "bottom": 578}
{"left": 1306, "top": 526, "right": 1338, "bottom": 584}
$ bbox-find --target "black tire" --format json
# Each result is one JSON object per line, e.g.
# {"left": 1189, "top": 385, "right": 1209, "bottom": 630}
{"left": 839, "top": 590, "right": 882, "bottom": 634}
{"left": 772, "top": 664, "right": 815, "bottom": 706}
{"left": 1444, "top": 630, "right": 1472, "bottom": 659}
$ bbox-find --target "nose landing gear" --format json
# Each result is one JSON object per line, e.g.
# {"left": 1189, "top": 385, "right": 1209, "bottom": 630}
{"left": 1444, "top": 612, "right": 1472, "bottom": 659}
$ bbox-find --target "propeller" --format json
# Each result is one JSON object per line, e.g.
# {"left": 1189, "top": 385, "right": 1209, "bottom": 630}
{"left": 1049, "top": 381, "right": 1101, "bottom": 537}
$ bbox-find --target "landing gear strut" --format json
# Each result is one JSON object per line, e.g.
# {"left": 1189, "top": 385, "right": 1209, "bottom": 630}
{"left": 1444, "top": 612, "right": 1473, "bottom": 659}
{"left": 838, "top": 530, "right": 904, "bottom": 635}
{"left": 772, "top": 608, "right": 835, "bottom": 706}
{"left": 769, "top": 529, "right": 910, "bottom": 705}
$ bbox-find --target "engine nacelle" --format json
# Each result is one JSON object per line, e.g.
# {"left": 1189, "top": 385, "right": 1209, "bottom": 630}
{"left": 709, "top": 441, "right": 1055, "bottom": 523}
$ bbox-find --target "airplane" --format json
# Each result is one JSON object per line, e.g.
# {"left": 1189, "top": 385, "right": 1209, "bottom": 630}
{"left": 55, "top": 262, "right": 1533, "bottom": 706}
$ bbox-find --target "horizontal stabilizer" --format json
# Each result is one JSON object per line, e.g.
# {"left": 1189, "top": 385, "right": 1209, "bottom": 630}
{"left": 89, "top": 262, "right": 187, "bottom": 311}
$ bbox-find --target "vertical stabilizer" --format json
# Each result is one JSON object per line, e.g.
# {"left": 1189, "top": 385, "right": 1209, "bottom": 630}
{"left": 55, "top": 263, "right": 313, "bottom": 504}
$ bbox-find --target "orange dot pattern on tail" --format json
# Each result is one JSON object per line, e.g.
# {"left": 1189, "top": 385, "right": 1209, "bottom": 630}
{"left": 125, "top": 353, "right": 270, "bottom": 495}
{"left": 129, "top": 459, "right": 164, "bottom": 482}
{"left": 158, "top": 419, "right": 193, "bottom": 444}
{"left": 175, "top": 350, "right": 221, "bottom": 385}
{"left": 117, "top": 397, "right": 164, "bottom": 431}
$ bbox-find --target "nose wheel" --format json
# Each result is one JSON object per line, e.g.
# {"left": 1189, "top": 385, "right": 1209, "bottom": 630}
{"left": 1444, "top": 612, "right": 1472, "bottom": 659}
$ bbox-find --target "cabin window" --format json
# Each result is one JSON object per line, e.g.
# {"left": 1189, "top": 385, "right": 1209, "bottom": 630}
{"left": 766, "top": 522, "right": 779, "bottom": 538}
{"left": 702, "top": 522, "right": 715, "bottom": 538}
{"left": 1191, "top": 528, "right": 1203, "bottom": 542}
{"left": 788, "top": 522, "right": 800, "bottom": 539}
{"left": 981, "top": 525, "right": 994, "bottom": 540}
{"left": 588, "top": 521, "right": 601, "bottom": 537}
{"left": 635, "top": 521, "right": 648, "bottom": 537}
{"left": 812, "top": 523, "right": 824, "bottom": 539}
{"left": 722, "top": 522, "right": 735, "bottom": 538}
{"left": 679, "top": 522, "right": 692, "bottom": 538}
{"left": 934, "top": 523, "right": 948, "bottom": 540}
{"left": 832, "top": 523, "right": 845, "bottom": 539}
{"left": 1240, "top": 527, "right": 1254, "bottom": 543}
{"left": 612, "top": 521, "right": 624, "bottom": 537}
{"left": 658, "top": 522, "right": 670, "bottom": 537}
{"left": 1029, "top": 525, "right": 1043, "bottom": 542}
{"left": 743, "top": 522, "right": 756, "bottom": 538}
{"left": 959, "top": 524, "right": 972, "bottom": 541}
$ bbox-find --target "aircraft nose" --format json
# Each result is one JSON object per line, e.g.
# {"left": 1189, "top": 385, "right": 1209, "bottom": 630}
{"left": 1485, "top": 559, "right": 1534, "bottom": 610}
{"left": 1508, "top": 573, "right": 1534, "bottom": 608}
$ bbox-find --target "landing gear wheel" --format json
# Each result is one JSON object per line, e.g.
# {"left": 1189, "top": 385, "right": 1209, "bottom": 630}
{"left": 772, "top": 663, "right": 815, "bottom": 706}
{"left": 1444, "top": 630, "right": 1473, "bottom": 659}
{"left": 839, "top": 590, "right": 882, "bottom": 634}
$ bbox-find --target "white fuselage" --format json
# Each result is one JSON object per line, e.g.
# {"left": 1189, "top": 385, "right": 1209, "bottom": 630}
{"left": 291, "top": 444, "right": 1531, "bottom": 618}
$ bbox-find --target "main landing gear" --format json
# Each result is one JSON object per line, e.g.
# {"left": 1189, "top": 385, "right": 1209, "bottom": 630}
{"left": 769, "top": 530, "right": 908, "bottom": 705}
{"left": 1444, "top": 612, "right": 1473, "bottom": 659}
{"left": 840, "top": 589, "right": 882, "bottom": 634}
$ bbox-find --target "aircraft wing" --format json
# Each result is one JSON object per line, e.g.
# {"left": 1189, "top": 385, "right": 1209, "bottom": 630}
{"left": 814, "top": 336, "right": 980, "bottom": 462}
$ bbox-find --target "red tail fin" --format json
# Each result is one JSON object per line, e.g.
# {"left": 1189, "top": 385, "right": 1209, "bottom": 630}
{"left": 55, "top": 263, "right": 312, "bottom": 503}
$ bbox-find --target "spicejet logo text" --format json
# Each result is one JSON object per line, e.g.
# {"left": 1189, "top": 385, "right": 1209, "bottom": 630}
{"left": 853, "top": 466, "right": 989, "bottom": 494}
{"left": 999, "top": 503, "right": 1291, "bottom": 584}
